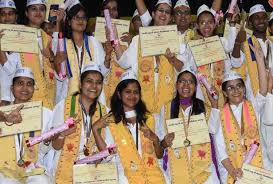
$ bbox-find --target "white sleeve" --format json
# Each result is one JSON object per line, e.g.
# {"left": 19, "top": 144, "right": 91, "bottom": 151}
{"left": 2, "top": 53, "right": 21, "bottom": 75}
{"left": 229, "top": 51, "right": 245, "bottom": 68}
{"left": 262, "top": 93, "right": 273, "bottom": 126}
{"left": 214, "top": 124, "right": 229, "bottom": 162}
{"left": 52, "top": 32, "right": 59, "bottom": 55}
{"left": 39, "top": 108, "right": 53, "bottom": 155}
{"left": 208, "top": 108, "right": 221, "bottom": 134}
{"left": 252, "top": 92, "right": 267, "bottom": 116}
{"left": 90, "top": 36, "right": 110, "bottom": 77}
{"left": 51, "top": 99, "right": 65, "bottom": 128}
{"left": 155, "top": 106, "right": 167, "bottom": 141}
{"left": 140, "top": 10, "right": 152, "bottom": 27}
{"left": 220, "top": 26, "right": 237, "bottom": 53}
{"left": 117, "top": 35, "right": 138, "bottom": 70}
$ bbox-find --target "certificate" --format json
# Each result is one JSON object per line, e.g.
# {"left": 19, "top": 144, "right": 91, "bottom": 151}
{"left": 166, "top": 113, "right": 210, "bottom": 149}
{"left": 188, "top": 36, "right": 227, "bottom": 66}
{"left": 94, "top": 17, "right": 130, "bottom": 46}
{"left": 223, "top": 21, "right": 253, "bottom": 39}
{"left": 237, "top": 164, "right": 273, "bottom": 184}
{"left": 0, "top": 24, "right": 38, "bottom": 53}
{"left": 0, "top": 101, "right": 42, "bottom": 137}
{"left": 73, "top": 163, "right": 118, "bottom": 184}
{"left": 139, "top": 25, "right": 179, "bottom": 57}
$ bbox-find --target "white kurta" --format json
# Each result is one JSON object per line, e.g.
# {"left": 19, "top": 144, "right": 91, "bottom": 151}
{"left": 0, "top": 52, "right": 21, "bottom": 102}
{"left": 212, "top": 93, "right": 267, "bottom": 184}
{"left": 54, "top": 36, "right": 108, "bottom": 105}
{"left": 261, "top": 93, "right": 273, "bottom": 171}
{"left": 155, "top": 105, "right": 220, "bottom": 184}
{"left": 0, "top": 106, "right": 53, "bottom": 184}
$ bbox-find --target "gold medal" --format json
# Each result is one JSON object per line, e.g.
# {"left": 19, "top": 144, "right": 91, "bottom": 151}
{"left": 17, "top": 158, "right": 25, "bottom": 167}
{"left": 83, "top": 145, "right": 89, "bottom": 156}
{"left": 184, "top": 139, "right": 191, "bottom": 147}
{"left": 130, "top": 161, "right": 138, "bottom": 171}
{"left": 174, "top": 148, "right": 181, "bottom": 159}
{"left": 140, "top": 62, "right": 151, "bottom": 72}
{"left": 245, "top": 127, "right": 257, "bottom": 139}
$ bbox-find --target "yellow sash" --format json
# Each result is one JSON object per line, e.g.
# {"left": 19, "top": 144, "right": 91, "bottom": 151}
{"left": 238, "top": 36, "right": 261, "bottom": 96}
{"left": 220, "top": 101, "right": 263, "bottom": 184}
{"left": 109, "top": 114, "right": 165, "bottom": 184}
{"left": 164, "top": 102, "right": 211, "bottom": 184}
{"left": 0, "top": 131, "right": 41, "bottom": 180}
{"left": 197, "top": 61, "right": 225, "bottom": 109}
{"left": 65, "top": 37, "right": 95, "bottom": 96}
{"left": 20, "top": 30, "right": 55, "bottom": 109}
{"left": 138, "top": 42, "right": 176, "bottom": 113}
{"left": 103, "top": 46, "right": 126, "bottom": 107}
{"left": 55, "top": 95, "right": 106, "bottom": 184}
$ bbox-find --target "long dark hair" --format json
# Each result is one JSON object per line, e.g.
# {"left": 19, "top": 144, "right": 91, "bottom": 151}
{"left": 170, "top": 71, "right": 205, "bottom": 119}
{"left": 64, "top": 4, "right": 87, "bottom": 39}
{"left": 80, "top": 70, "right": 103, "bottom": 116}
{"left": 196, "top": 11, "right": 217, "bottom": 37}
{"left": 110, "top": 79, "right": 148, "bottom": 126}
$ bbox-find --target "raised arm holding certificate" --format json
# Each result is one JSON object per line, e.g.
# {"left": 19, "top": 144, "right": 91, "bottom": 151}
{"left": 237, "top": 164, "right": 273, "bottom": 184}
{"left": 94, "top": 17, "right": 130, "bottom": 46}
{"left": 0, "top": 101, "right": 42, "bottom": 137}
{"left": 188, "top": 36, "right": 227, "bottom": 67}
{"left": 73, "top": 162, "right": 118, "bottom": 184}
{"left": 139, "top": 25, "right": 179, "bottom": 57}
{"left": 0, "top": 24, "right": 39, "bottom": 53}
{"left": 166, "top": 113, "right": 210, "bottom": 149}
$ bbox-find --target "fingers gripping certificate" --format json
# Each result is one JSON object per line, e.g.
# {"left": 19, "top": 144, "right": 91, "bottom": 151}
{"left": 73, "top": 163, "right": 118, "bottom": 184}
{"left": 0, "top": 24, "right": 39, "bottom": 53}
{"left": 139, "top": 25, "right": 179, "bottom": 57}
{"left": 237, "top": 164, "right": 273, "bottom": 184}
{"left": 166, "top": 113, "right": 210, "bottom": 149}
{"left": 188, "top": 36, "right": 227, "bottom": 66}
{"left": 0, "top": 101, "right": 42, "bottom": 137}
{"left": 94, "top": 17, "right": 130, "bottom": 46}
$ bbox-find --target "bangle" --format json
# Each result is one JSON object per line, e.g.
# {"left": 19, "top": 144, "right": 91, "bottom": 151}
{"left": 5, "top": 121, "right": 14, "bottom": 126}
{"left": 58, "top": 135, "right": 65, "bottom": 140}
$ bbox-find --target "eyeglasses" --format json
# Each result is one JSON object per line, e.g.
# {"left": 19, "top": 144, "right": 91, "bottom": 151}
{"left": 199, "top": 20, "right": 215, "bottom": 26}
{"left": 0, "top": 11, "right": 16, "bottom": 17}
{"left": 156, "top": 8, "right": 171, "bottom": 15}
{"left": 226, "top": 83, "right": 244, "bottom": 93}
{"left": 174, "top": 10, "right": 191, "bottom": 16}
{"left": 178, "top": 79, "right": 195, "bottom": 85}
{"left": 72, "top": 16, "right": 88, "bottom": 21}
{"left": 28, "top": 6, "right": 46, "bottom": 13}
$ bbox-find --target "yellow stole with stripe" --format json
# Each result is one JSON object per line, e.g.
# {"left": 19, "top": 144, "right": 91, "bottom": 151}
{"left": 65, "top": 37, "right": 95, "bottom": 96}
{"left": 109, "top": 114, "right": 165, "bottom": 184}
{"left": 235, "top": 36, "right": 262, "bottom": 96}
{"left": 0, "top": 131, "right": 42, "bottom": 180}
{"left": 138, "top": 42, "right": 176, "bottom": 113}
{"left": 164, "top": 102, "right": 211, "bottom": 184}
{"left": 220, "top": 101, "right": 263, "bottom": 184}
{"left": 20, "top": 30, "right": 55, "bottom": 109}
{"left": 197, "top": 61, "right": 225, "bottom": 109}
{"left": 103, "top": 46, "right": 126, "bottom": 107}
{"left": 55, "top": 95, "right": 106, "bottom": 184}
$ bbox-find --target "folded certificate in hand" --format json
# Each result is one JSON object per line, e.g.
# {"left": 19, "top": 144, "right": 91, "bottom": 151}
{"left": 73, "top": 163, "right": 118, "bottom": 184}
{"left": 0, "top": 101, "right": 42, "bottom": 137}
{"left": 94, "top": 17, "right": 130, "bottom": 46}
{"left": 237, "top": 164, "right": 273, "bottom": 184}
{"left": 0, "top": 24, "right": 39, "bottom": 53}
{"left": 188, "top": 36, "right": 227, "bottom": 66}
{"left": 166, "top": 113, "right": 210, "bottom": 149}
{"left": 139, "top": 25, "right": 179, "bottom": 57}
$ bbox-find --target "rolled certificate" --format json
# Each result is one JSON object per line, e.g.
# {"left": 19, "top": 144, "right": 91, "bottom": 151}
{"left": 104, "top": 9, "right": 118, "bottom": 45}
{"left": 244, "top": 141, "right": 259, "bottom": 164}
{"left": 25, "top": 118, "right": 75, "bottom": 147}
{"left": 75, "top": 144, "right": 116, "bottom": 165}
{"left": 228, "top": 0, "right": 238, "bottom": 14}
{"left": 196, "top": 73, "right": 219, "bottom": 100}
{"left": 58, "top": 34, "right": 67, "bottom": 80}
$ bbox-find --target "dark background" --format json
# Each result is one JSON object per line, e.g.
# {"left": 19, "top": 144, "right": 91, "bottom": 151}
{"left": 14, "top": 0, "right": 273, "bottom": 22}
